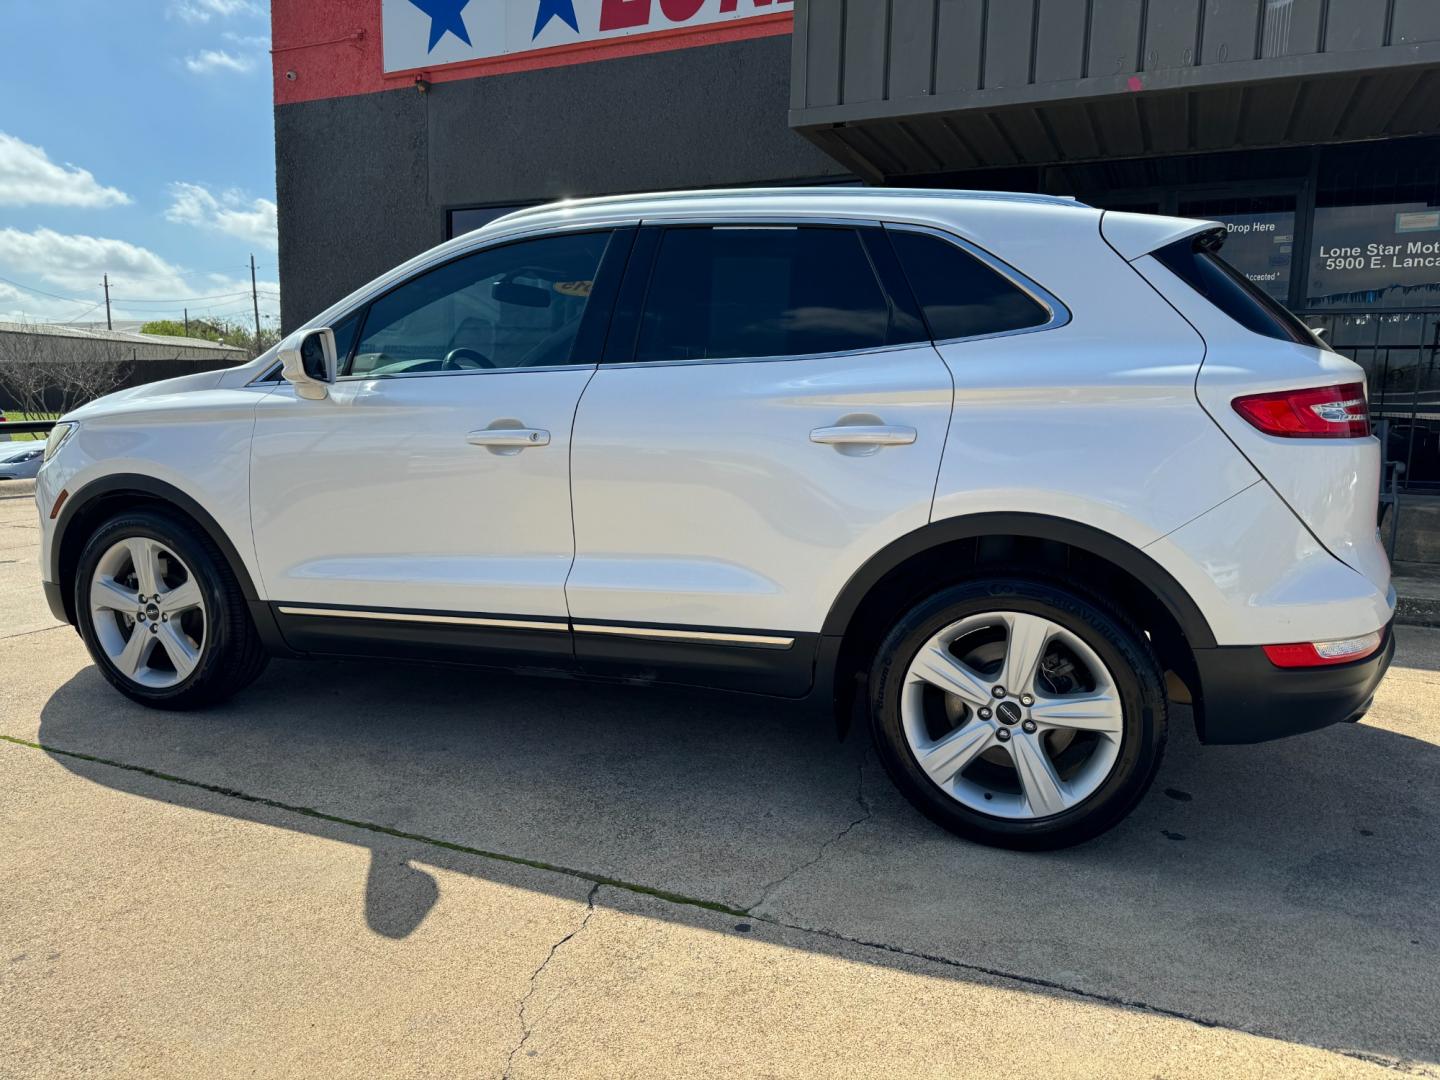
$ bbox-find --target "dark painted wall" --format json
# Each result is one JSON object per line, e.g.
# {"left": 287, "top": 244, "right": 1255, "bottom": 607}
{"left": 275, "top": 34, "right": 846, "bottom": 331}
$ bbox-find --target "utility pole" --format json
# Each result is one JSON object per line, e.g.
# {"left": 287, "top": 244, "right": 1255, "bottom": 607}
{"left": 250, "top": 254, "right": 262, "bottom": 353}
{"left": 102, "top": 274, "right": 112, "bottom": 330}
{"left": 184, "top": 308, "right": 189, "bottom": 336}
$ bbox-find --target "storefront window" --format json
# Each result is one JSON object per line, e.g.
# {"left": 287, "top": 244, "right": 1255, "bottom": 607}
{"left": 1307, "top": 202, "right": 1440, "bottom": 309}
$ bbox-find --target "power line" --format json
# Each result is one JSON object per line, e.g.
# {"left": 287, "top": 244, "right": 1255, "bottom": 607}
{"left": 0, "top": 274, "right": 94, "bottom": 306}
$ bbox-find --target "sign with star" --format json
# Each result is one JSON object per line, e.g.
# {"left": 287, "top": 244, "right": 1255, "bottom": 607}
{"left": 382, "top": 0, "right": 792, "bottom": 74}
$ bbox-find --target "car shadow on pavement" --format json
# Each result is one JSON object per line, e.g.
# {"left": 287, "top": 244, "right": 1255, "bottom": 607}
{"left": 36, "top": 655, "right": 1440, "bottom": 1070}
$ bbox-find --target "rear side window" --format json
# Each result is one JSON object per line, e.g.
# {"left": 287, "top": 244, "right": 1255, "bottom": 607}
{"left": 1153, "top": 233, "right": 1314, "bottom": 345}
{"left": 888, "top": 230, "right": 1050, "bottom": 341}
{"left": 633, "top": 226, "right": 902, "bottom": 362}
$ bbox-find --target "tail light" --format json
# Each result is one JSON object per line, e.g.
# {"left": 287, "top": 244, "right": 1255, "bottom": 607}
{"left": 1232, "top": 382, "right": 1370, "bottom": 438}
{"left": 1262, "top": 631, "right": 1384, "bottom": 668}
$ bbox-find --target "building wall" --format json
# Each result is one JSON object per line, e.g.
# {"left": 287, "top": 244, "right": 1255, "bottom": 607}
{"left": 275, "top": 33, "right": 845, "bottom": 330}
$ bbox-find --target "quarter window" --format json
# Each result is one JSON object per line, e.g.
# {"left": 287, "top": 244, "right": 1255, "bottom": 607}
{"left": 348, "top": 231, "right": 612, "bottom": 376}
{"left": 888, "top": 230, "right": 1050, "bottom": 341}
{"left": 632, "top": 226, "right": 901, "bottom": 363}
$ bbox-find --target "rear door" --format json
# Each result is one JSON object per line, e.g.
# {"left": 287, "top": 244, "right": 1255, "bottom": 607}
{"left": 565, "top": 221, "right": 955, "bottom": 693}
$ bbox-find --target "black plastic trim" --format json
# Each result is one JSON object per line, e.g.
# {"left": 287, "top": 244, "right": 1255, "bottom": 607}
{"left": 42, "top": 579, "right": 68, "bottom": 624}
{"left": 1191, "top": 624, "right": 1395, "bottom": 744}
{"left": 575, "top": 626, "right": 819, "bottom": 697}
{"left": 271, "top": 603, "right": 574, "bottom": 664}
{"left": 821, "top": 512, "right": 1217, "bottom": 649}
{"left": 51, "top": 474, "right": 260, "bottom": 603}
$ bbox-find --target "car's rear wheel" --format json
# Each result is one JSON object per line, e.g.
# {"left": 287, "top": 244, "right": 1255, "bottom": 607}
{"left": 75, "top": 509, "right": 268, "bottom": 709}
{"left": 869, "top": 577, "right": 1167, "bottom": 849}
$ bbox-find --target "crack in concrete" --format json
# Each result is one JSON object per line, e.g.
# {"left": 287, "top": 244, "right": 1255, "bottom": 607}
{"left": 0, "top": 623, "right": 66, "bottom": 642}
{"left": 744, "top": 750, "right": 872, "bottom": 915}
{"left": 4, "top": 734, "right": 1435, "bottom": 1077}
{"left": 503, "top": 882, "right": 600, "bottom": 1080}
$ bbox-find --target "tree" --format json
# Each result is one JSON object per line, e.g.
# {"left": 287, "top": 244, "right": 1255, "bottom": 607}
{"left": 141, "top": 316, "right": 280, "bottom": 359}
{"left": 0, "top": 321, "right": 132, "bottom": 419}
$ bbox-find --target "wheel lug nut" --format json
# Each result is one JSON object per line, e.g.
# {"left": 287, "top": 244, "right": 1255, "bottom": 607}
{"left": 161, "top": 613, "right": 169, "bottom": 622}
{"left": 148, "top": 623, "right": 159, "bottom": 634}
{"left": 978, "top": 706, "right": 992, "bottom": 721}
{"left": 1022, "top": 720, "right": 1038, "bottom": 734}
{"left": 992, "top": 686, "right": 1006, "bottom": 698}
{"left": 1020, "top": 693, "right": 1034, "bottom": 706}
{"left": 136, "top": 613, "right": 146, "bottom": 622}
{"left": 995, "top": 728, "right": 1011, "bottom": 742}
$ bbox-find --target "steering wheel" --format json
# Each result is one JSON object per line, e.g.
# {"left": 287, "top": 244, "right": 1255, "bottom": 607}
{"left": 442, "top": 348, "right": 491, "bottom": 370}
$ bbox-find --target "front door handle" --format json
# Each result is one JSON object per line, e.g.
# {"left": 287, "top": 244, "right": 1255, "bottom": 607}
{"left": 467, "top": 426, "right": 550, "bottom": 455}
{"left": 809, "top": 424, "right": 917, "bottom": 447}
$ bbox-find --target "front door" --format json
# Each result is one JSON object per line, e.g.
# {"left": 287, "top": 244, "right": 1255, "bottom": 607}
{"left": 249, "top": 227, "right": 629, "bottom": 659}
{"left": 566, "top": 222, "right": 955, "bottom": 693}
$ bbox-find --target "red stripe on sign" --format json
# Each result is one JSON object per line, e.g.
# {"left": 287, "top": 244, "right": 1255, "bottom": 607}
{"left": 272, "top": 1, "right": 794, "bottom": 106}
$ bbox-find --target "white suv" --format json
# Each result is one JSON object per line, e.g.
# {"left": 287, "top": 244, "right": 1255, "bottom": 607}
{"left": 35, "top": 188, "right": 1395, "bottom": 848}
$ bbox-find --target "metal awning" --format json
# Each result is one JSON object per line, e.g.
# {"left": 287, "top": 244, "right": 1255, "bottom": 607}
{"left": 789, "top": 0, "right": 1440, "bottom": 180}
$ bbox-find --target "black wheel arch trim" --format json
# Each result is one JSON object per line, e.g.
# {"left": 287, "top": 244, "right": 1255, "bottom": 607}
{"left": 51, "top": 473, "right": 261, "bottom": 605}
{"left": 820, "top": 512, "right": 1217, "bottom": 650}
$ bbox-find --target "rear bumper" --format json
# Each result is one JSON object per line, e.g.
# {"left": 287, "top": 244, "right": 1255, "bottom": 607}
{"left": 42, "top": 579, "right": 69, "bottom": 624}
{"left": 1191, "top": 623, "right": 1395, "bottom": 744}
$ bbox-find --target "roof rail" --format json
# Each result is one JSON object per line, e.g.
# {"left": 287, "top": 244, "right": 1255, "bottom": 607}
{"left": 489, "top": 186, "right": 1089, "bottom": 228}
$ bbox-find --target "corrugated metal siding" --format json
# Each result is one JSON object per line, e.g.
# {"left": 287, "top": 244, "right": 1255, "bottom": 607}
{"left": 792, "top": 0, "right": 1440, "bottom": 177}
{"left": 797, "top": 0, "right": 1438, "bottom": 106}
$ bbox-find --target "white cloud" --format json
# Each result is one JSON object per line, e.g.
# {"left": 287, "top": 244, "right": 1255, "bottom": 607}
{"left": 0, "top": 132, "right": 131, "bottom": 209}
{"left": 0, "top": 226, "right": 279, "bottom": 325}
{"left": 165, "top": 182, "right": 278, "bottom": 251}
{"left": 222, "top": 30, "right": 270, "bottom": 50}
{"left": 170, "top": 0, "right": 260, "bottom": 24}
{"left": 184, "top": 48, "right": 256, "bottom": 74}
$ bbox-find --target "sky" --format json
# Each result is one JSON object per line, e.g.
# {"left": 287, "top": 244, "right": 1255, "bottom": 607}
{"left": 0, "top": 0, "right": 280, "bottom": 331}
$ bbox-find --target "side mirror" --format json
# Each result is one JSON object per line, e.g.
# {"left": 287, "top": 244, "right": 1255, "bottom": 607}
{"left": 279, "top": 327, "right": 338, "bottom": 401}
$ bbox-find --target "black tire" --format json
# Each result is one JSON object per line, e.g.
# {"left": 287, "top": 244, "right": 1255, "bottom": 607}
{"left": 869, "top": 576, "right": 1167, "bottom": 850}
{"left": 74, "top": 509, "right": 269, "bottom": 710}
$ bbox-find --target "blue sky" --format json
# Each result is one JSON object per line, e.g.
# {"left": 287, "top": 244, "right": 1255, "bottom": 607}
{"left": 0, "top": 0, "right": 280, "bottom": 329}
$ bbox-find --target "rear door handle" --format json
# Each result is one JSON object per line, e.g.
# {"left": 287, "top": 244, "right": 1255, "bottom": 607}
{"left": 809, "top": 424, "right": 917, "bottom": 447}
{"left": 467, "top": 427, "right": 550, "bottom": 454}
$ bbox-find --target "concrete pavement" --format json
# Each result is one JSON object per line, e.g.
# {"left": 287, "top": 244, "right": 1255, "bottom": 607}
{"left": 2, "top": 478, "right": 1438, "bottom": 1077}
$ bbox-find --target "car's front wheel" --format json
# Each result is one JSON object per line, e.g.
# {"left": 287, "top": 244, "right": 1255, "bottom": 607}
{"left": 74, "top": 509, "right": 268, "bottom": 709}
{"left": 869, "top": 577, "right": 1167, "bottom": 849}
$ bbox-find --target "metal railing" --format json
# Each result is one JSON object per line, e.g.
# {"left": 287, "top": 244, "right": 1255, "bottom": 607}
{"left": 0, "top": 420, "right": 59, "bottom": 436}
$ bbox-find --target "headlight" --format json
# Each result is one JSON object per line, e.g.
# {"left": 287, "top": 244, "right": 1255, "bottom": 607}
{"left": 43, "top": 421, "right": 78, "bottom": 462}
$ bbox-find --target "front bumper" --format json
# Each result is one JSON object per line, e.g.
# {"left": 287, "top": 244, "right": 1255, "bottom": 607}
{"left": 1191, "top": 623, "right": 1396, "bottom": 744}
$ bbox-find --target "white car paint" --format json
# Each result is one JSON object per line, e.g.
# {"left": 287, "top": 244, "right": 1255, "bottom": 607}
{"left": 35, "top": 187, "right": 1392, "bottom": 654}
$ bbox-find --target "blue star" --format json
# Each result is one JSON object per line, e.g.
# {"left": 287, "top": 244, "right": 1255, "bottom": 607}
{"left": 408, "top": 0, "right": 472, "bottom": 52}
{"left": 532, "top": 0, "right": 579, "bottom": 39}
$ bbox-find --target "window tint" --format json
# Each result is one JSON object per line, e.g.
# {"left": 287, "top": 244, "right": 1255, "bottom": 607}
{"left": 888, "top": 230, "right": 1050, "bottom": 341}
{"left": 349, "top": 231, "right": 611, "bottom": 376}
{"left": 1154, "top": 233, "right": 1314, "bottom": 345}
{"left": 633, "top": 226, "right": 896, "bottom": 362}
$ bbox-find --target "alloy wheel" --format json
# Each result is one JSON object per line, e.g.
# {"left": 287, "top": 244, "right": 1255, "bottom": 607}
{"left": 900, "top": 610, "right": 1124, "bottom": 820}
{"left": 88, "top": 537, "right": 207, "bottom": 689}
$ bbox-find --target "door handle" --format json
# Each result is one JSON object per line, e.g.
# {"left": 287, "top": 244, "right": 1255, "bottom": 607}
{"left": 467, "top": 427, "right": 550, "bottom": 454}
{"left": 809, "top": 424, "right": 916, "bottom": 447}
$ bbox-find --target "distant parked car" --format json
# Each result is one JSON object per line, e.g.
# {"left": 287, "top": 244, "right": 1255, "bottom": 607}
{"left": 0, "top": 442, "right": 44, "bottom": 480}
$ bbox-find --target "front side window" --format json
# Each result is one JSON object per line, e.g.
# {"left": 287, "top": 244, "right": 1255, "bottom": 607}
{"left": 632, "top": 226, "right": 900, "bottom": 363}
{"left": 348, "top": 231, "right": 612, "bottom": 376}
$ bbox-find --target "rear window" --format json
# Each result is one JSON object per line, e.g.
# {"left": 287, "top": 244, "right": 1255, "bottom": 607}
{"left": 888, "top": 230, "right": 1050, "bottom": 341}
{"left": 1153, "top": 232, "right": 1316, "bottom": 345}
